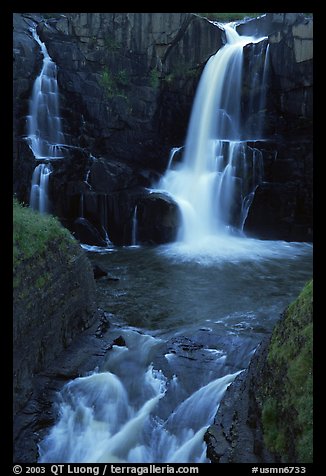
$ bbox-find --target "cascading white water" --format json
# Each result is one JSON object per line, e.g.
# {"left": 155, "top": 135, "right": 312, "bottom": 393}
{"left": 27, "top": 28, "right": 65, "bottom": 160}
{"left": 38, "top": 329, "right": 242, "bottom": 463}
{"left": 27, "top": 27, "right": 65, "bottom": 213}
{"left": 157, "top": 24, "right": 268, "bottom": 244}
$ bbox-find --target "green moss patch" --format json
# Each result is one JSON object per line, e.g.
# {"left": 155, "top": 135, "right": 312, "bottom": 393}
{"left": 261, "top": 280, "right": 313, "bottom": 462}
{"left": 13, "top": 198, "right": 75, "bottom": 287}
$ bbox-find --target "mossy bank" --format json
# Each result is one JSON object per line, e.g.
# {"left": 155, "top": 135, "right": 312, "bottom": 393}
{"left": 205, "top": 279, "right": 313, "bottom": 463}
{"left": 261, "top": 280, "right": 313, "bottom": 462}
{"left": 13, "top": 199, "right": 97, "bottom": 416}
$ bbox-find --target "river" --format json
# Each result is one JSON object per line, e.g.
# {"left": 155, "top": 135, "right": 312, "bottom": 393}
{"left": 38, "top": 238, "right": 312, "bottom": 463}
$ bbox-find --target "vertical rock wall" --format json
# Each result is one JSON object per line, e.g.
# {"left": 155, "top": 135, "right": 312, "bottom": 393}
{"left": 242, "top": 13, "right": 313, "bottom": 241}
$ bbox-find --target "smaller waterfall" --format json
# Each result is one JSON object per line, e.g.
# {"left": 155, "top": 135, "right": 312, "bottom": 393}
{"left": 30, "top": 163, "right": 53, "bottom": 214}
{"left": 27, "top": 28, "right": 65, "bottom": 160}
{"left": 84, "top": 169, "right": 92, "bottom": 189}
{"left": 167, "top": 147, "right": 183, "bottom": 171}
{"left": 239, "top": 147, "right": 264, "bottom": 230}
{"left": 131, "top": 205, "right": 138, "bottom": 246}
{"left": 27, "top": 26, "right": 65, "bottom": 214}
{"left": 99, "top": 196, "right": 111, "bottom": 245}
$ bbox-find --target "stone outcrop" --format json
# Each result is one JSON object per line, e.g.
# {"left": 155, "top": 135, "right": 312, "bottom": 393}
{"left": 13, "top": 213, "right": 97, "bottom": 417}
{"left": 136, "top": 192, "right": 181, "bottom": 244}
{"left": 13, "top": 312, "right": 115, "bottom": 462}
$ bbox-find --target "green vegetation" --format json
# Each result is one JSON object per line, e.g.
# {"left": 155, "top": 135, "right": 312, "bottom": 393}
{"left": 149, "top": 68, "right": 160, "bottom": 89}
{"left": 261, "top": 280, "right": 313, "bottom": 462}
{"left": 197, "top": 13, "right": 263, "bottom": 22}
{"left": 100, "top": 68, "right": 116, "bottom": 97}
{"left": 100, "top": 67, "right": 130, "bottom": 99}
{"left": 103, "top": 35, "right": 121, "bottom": 53}
{"left": 116, "top": 69, "right": 130, "bottom": 87}
{"left": 163, "top": 63, "right": 198, "bottom": 84}
{"left": 13, "top": 198, "right": 73, "bottom": 279}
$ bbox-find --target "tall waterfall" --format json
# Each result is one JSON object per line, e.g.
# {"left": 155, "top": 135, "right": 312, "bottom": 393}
{"left": 27, "top": 28, "right": 65, "bottom": 160}
{"left": 158, "top": 24, "right": 268, "bottom": 244}
{"left": 27, "top": 27, "right": 65, "bottom": 213}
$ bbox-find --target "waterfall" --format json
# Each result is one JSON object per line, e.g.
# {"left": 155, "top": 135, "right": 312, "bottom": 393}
{"left": 157, "top": 23, "right": 268, "bottom": 244}
{"left": 27, "top": 27, "right": 65, "bottom": 213}
{"left": 167, "top": 147, "right": 183, "bottom": 170}
{"left": 30, "top": 163, "right": 53, "bottom": 214}
{"left": 131, "top": 205, "right": 138, "bottom": 246}
{"left": 27, "top": 28, "right": 65, "bottom": 160}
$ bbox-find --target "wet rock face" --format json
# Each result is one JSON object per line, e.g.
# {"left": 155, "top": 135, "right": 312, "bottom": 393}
{"left": 204, "top": 340, "right": 277, "bottom": 463}
{"left": 268, "top": 14, "right": 313, "bottom": 121}
{"left": 241, "top": 13, "right": 313, "bottom": 241}
{"left": 244, "top": 139, "right": 313, "bottom": 241}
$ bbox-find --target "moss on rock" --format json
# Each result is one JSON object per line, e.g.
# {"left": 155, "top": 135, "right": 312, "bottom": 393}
{"left": 13, "top": 198, "right": 74, "bottom": 273}
{"left": 261, "top": 280, "right": 313, "bottom": 462}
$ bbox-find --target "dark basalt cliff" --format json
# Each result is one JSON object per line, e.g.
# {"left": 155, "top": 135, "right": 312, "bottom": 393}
{"left": 13, "top": 13, "right": 312, "bottom": 244}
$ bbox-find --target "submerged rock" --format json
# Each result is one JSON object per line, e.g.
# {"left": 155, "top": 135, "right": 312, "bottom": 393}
{"left": 93, "top": 263, "right": 108, "bottom": 279}
{"left": 112, "top": 335, "right": 126, "bottom": 347}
